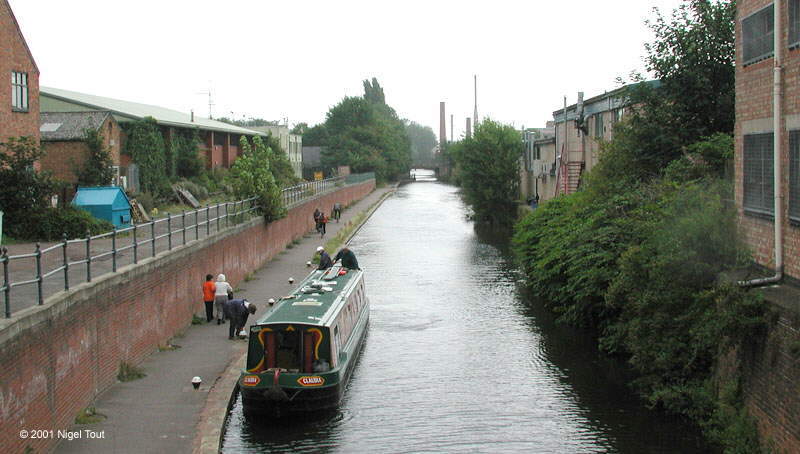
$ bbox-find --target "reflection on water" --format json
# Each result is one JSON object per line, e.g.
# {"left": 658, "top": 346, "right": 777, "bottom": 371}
{"left": 222, "top": 180, "right": 711, "bottom": 453}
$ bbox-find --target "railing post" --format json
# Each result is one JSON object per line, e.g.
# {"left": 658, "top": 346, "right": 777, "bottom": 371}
{"left": 224, "top": 203, "right": 229, "bottom": 228}
{"left": 150, "top": 220, "right": 156, "bottom": 257}
{"left": 133, "top": 223, "right": 138, "bottom": 264}
{"left": 62, "top": 234, "right": 69, "bottom": 291}
{"left": 182, "top": 210, "right": 187, "bottom": 245}
{"left": 167, "top": 213, "right": 172, "bottom": 251}
{"left": 195, "top": 209, "right": 200, "bottom": 240}
{"left": 2, "top": 248, "right": 10, "bottom": 318}
{"left": 206, "top": 205, "right": 211, "bottom": 236}
{"left": 112, "top": 227, "right": 117, "bottom": 272}
{"left": 35, "top": 243, "right": 43, "bottom": 306}
{"left": 86, "top": 231, "right": 92, "bottom": 283}
{"left": 216, "top": 204, "right": 220, "bottom": 232}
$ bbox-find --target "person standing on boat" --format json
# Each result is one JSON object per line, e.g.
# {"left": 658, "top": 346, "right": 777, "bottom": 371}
{"left": 333, "top": 246, "right": 360, "bottom": 270}
{"left": 214, "top": 274, "right": 233, "bottom": 325}
{"left": 223, "top": 298, "right": 257, "bottom": 340}
{"left": 202, "top": 274, "right": 216, "bottom": 323}
{"left": 317, "top": 246, "right": 333, "bottom": 270}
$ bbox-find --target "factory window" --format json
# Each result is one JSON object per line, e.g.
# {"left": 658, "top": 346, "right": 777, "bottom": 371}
{"left": 791, "top": 0, "right": 800, "bottom": 47}
{"left": 11, "top": 71, "right": 28, "bottom": 112}
{"left": 790, "top": 131, "right": 800, "bottom": 221}
{"left": 743, "top": 133, "right": 774, "bottom": 217}
{"left": 742, "top": 4, "right": 774, "bottom": 65}
{"left": 594, "top": 114, "right": 603, "bottom": 138}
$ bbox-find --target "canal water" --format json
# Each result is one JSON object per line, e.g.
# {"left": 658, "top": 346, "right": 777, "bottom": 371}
{"left": 222, "top": 177, "right": 711, "bottom": 453}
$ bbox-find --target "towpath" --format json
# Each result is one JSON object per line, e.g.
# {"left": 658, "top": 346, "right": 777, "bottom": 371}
{"left": 54, "top": 185, "right": 395, "bottom": 454}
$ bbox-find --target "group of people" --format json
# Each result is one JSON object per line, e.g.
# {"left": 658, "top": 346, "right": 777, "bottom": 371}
{"left": 316, "top": 246, "right": 360, "bottom": 271}
{"left": 313, "top": 203, "right": 342, "bottom": 238}
{"left": 202, "top": 274, "right": 257, "bottom": 340}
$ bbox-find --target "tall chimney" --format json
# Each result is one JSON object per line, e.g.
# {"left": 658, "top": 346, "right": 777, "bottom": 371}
{"left": 466, "top": 117, "right": 472, "bottom": 139}
{"left": 450, "top": 114, "right": 454, "bottom": 143}
{"left": 439, "top": 102, "right": 447, "bottom": 150}
{"left": 473, "top": 75, "right": 478, "bottom": 127}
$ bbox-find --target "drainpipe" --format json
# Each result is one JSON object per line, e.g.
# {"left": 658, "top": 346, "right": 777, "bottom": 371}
{"left": 741, "top": 0, "right": 784, "bottom": 287}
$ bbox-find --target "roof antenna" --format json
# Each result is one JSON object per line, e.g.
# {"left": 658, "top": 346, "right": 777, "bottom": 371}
{"left": 196, "top": 83, "right": 214, "bottom": 119}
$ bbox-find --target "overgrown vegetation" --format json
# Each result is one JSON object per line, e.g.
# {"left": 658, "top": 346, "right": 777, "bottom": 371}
{"left": 75, "top": 406, "right": 106, "bottom": 425}
{"left": 0, "top": 137, "right": 112, "bottom": 240}
{"left": 451, "top": 119, "right": 523, "bottom": 226}
{"left": 227, "top": 136, "right": 285, "bottom": 222}
{"left": 75, "top": 128, "right": 114, "bottom": 187}
{"left": 512, "top": 1, "right": 768, "bottom": 452}
{"left": 117, "top": 361, "right": 146, "bottom": 382}
{"left": 308, "top": 78, "right": 412, "bottom": 182}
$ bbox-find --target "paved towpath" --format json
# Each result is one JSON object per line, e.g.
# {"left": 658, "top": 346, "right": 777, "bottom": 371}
{"left": 55, "top": 185, "right": 395, "bottom": 454}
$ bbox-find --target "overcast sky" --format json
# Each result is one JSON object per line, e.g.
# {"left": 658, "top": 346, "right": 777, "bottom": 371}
{"left": 11, "top": 0, "right": 685, "bottom": 140}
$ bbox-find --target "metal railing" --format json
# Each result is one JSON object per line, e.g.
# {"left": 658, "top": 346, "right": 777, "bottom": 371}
{"left": 0, "top": 174, "right": 369, "bottom": 318}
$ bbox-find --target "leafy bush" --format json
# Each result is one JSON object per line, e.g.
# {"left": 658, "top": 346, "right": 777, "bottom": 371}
{"left": 174, "top": 130, "right": 204, "bottom": 178}
{"left": 122, "top": 117, "right": 170, "bottom": 197}
{"left": 17, "top": 207, "right": 113, "bottom": 240}
{"left": 0, "top": 137, "right": 56, "bottom": 225}
{"left": 75, "top": 128, "right": 114, "bottom": 187}
{"left": 177, "top": 179, "right": 209, "bottom": 201}
{"left": 227, "top": 136, "right": 285, "bottom": 222}
{"left": 132, "top": 192, "right": 155, "bottom": 213}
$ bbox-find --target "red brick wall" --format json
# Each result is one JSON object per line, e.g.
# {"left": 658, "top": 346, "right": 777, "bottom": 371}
{"left": 0, "top": 0, "right": 39, "bottom": 144}
{"left": 40, "top": 141, "right": 87, "bottom": 184}
{"left": 717, "top": 305, "right": 800, "bottom": 454}
{"left": 0, "top": 180, "right": 375, "bottom": 454}
{"left": 736, "top": 0, "right": 800, "bottom": 278}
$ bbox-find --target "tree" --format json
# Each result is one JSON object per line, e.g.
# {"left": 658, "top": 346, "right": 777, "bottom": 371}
{"left": 174, "top": 130, "right": 204, "bottom": 178}
{"left": 122, "top": 117, "right": 169, "bottom": 196}
{"left": 227, "top": 136, "right": 285, "bottom": 222}
{"left": 618, "top": 0, "right": 735, "bottom": 177}
{"left": 0, "top": 137, "right": 55, "bottom": 218}
{"left": 75, "top": 128, "right": 114, "bottom": 187}
{"left": 404, "top": 120, "right": 438, "bottom": 167}
{"left": 321, "top": 78, "right": 412, "bottom": 182}
{"left": 262, "top": 133, "right": 299, "bottom": 188}
{"left": 457, "top": 119, "right": 523, "bottom": 225}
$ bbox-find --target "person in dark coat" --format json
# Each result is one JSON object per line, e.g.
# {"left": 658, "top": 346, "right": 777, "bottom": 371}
{"left": 333, "top": 247, "right": 360, "bottom": 270}
{"left": 223, "top": 298, "right": 257, "bottom": 340}
{"left": 317, "top": 246, "right": 333, "bottom": 270}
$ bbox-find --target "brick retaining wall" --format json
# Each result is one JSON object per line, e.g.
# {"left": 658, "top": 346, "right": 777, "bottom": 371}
{"left": 0, "top": 180, "right": 374, "bottom": 454}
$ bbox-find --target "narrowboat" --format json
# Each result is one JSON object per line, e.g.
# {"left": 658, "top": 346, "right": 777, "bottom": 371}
{"left": 238, "top": 264, "right": 369, "bottom": 418}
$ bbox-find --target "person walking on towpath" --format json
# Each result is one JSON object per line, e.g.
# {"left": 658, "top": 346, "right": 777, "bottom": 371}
{"left": 332, "top": 202, "right": 342, "bottom": 222}
{"left": 334, "top": 246, "right": 360, "bottom": 270}
{"left": 317, "top": 246, "right": 333, "bottom": 270}
{"left": 318, "top": 212, "right": 328, "bottom": 238}
{"left": 223, "top": 298, "right": 256, "bottom": 340}
{"left": 313, "top": 208, "right": 322, "bottom": 233}
{"left": 214, "top": 274, "right": 233, "bottom": 325}
{"left": 202, "top": 274, "right": 216, "bottom": 323}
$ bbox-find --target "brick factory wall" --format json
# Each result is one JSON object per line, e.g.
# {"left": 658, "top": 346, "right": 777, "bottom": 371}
{"left": 0, "top": 180, "right": 375, "bottom": 454}
{"left": 717, "top": 302, "right": 800, "bottom": 454}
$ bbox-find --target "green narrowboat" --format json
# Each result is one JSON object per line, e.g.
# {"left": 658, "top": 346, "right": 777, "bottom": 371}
{"left": 238, "top": 264, "right": 369, "bottom": 418}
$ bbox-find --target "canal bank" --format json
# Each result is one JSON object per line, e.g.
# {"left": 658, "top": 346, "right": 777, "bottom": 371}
{"left": 51, "top": 185, "right": 395, "bottom": 454}
{"left": 193, "top": 186, "right": 396, "bottom": 454}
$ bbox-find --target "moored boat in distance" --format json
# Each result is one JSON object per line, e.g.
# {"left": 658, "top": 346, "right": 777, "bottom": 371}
{"left": 238, "top": 264, "right": 369, "bottom": 418}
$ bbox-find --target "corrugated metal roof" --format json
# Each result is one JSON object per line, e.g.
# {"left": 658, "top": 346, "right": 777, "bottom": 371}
{"left": 40, "top": 111, "right": 110, "bottom": 141}
{"left": 73, "top": 186, "right": 130, "bottom": 207}
{"left": 41, "top": 86, "right": 266, "bottom": 136}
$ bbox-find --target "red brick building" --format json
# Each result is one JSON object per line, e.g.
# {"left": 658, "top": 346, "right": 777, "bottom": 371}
{"left": 735, "top": 0, "right": 800, "bottom": 279}
{"left": 39, "top": 111, "right": 123, "bottom": 199}
{"left": 0, "top": 0, "right": 39, "bottom": 144}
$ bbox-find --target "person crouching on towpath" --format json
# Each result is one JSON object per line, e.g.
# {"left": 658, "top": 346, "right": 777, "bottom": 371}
{"left": 223, "top": 298, "right": 256, "bottom": 340}
{"left": 214, "top": 274, "right": 233, "bottom": 325}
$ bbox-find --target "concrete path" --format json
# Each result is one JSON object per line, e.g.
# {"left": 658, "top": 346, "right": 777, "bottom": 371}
{"left": 55, "top": 186, "right": 395, "bottom": 454}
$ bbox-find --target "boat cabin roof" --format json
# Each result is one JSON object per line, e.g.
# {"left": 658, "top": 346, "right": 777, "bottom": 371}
{"left": 255, "top": 265, "right": 362, "bottom": 328}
